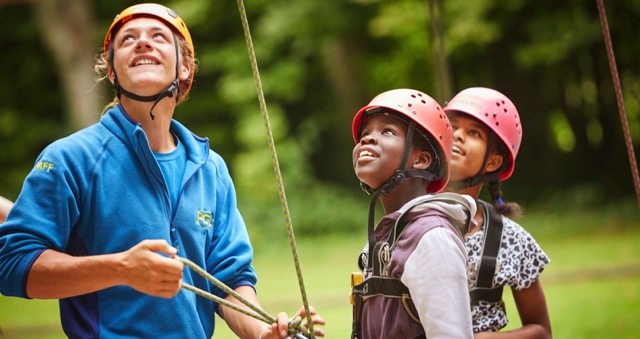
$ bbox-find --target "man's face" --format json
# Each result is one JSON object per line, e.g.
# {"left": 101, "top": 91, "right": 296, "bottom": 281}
{"left": 110, "top": 17, "right": 181, "bottom": 96}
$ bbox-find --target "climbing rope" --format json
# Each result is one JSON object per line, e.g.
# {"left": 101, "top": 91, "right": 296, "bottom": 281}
{"left": 235, "top": 0, "right": 316, "bottom": 336}
{"left": 172, "top": 3, "right": 315, "bottom": 335}
{"left": 596, "top": 0, "right": 640, "bottom": 207}
{"left": 179, "top": 256, "right": 312, "bottom": 338}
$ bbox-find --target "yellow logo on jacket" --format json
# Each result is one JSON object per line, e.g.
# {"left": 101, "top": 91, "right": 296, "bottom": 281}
{"left": 196, "top": 210, "right": 213, "bottom": 229}
{"left": 35, "top": 161, "right": 54, "bottom": 172}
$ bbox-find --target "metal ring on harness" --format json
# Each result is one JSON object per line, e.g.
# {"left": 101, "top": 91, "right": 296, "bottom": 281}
{"left": 372, "top": 242, "right": 391, "bottom": 277}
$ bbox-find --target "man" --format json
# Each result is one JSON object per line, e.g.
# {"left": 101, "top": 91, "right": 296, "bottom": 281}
{"left": 0, "top": 4, "right": 323, "bottom": 338}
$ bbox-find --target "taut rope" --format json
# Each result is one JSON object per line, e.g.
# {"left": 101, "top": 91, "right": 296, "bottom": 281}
{"left": 596, "top": 0, "right": 640, "bottom": 207}
{"left": 235, "top": 0, "right": 315, "bottom": 336}
{"left": 179, "top": 257, "right": 311, "bottom": 338}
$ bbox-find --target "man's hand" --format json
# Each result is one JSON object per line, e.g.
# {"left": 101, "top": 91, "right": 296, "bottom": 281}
{"left": 120, "top": 239, "right": 183, "bottom": 298}
{"left": 261, "top": 306, "right": 326, "bottom": 339}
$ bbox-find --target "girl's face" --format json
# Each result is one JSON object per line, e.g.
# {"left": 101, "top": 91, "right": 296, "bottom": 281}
{"left": 449, "top": 114, "right": 500, "bottom": 181}
{"left": 353, "top": 114, "right": 424, "bottom": 190}
{"left": 110, "top": 17, "right": 190, "bottom": 96}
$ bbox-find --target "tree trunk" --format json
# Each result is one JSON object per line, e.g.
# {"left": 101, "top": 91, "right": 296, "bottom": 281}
{"left": 33, "top": 0, "right": 104, "bottom": 129}
{"left": 427, "top": 0, "right": 452, "bottom": 103}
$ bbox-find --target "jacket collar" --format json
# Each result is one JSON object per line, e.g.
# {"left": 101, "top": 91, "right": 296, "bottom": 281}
{"left": 100, "top": 104, "right": 210, "bottom": 165}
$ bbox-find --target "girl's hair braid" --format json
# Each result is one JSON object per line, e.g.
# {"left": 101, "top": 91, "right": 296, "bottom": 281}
{"left": 488, "top": 181, "right": 523, "bottom": 219}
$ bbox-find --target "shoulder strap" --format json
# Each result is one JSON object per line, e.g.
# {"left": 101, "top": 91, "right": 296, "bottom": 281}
{"left": 475, "top": 201, "right": 504, "bottom": 288}
{"left": 387, "top": 192, "right": 473, "bottom": 248}
{"left": 470, "top": 200, "right": 505, "bottom": 303}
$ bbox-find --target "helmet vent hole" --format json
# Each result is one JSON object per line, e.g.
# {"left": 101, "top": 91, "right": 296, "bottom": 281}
{"left": 421, "top": 100, "right": 426, "bottom": 104}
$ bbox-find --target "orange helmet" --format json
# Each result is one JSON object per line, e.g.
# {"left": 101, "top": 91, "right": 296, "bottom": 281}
{"left": 352, "top": 89, "right": 453, "bottom": 193}
{"left": 104, "top": 3, "right": 195, "bottom": 96}
{"left": 104, "top": 3, "right": 193, "bottom": 56}
{"left": 444, "top": 87, "right": 522, "bottom": 181}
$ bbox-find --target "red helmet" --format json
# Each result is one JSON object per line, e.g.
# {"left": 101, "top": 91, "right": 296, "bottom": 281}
{"left": 352, "top": 89, "right": 453, "bottom": 193}
{"left": 444, "top": 87, "right": 522, "bottom": 181}
{"left": 103, "top": 3, "right": 195, "bottom": 96}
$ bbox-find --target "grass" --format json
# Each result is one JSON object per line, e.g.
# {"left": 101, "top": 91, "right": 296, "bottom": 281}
{"left": 1, "top": 200, "right": 639, "bottom": 338}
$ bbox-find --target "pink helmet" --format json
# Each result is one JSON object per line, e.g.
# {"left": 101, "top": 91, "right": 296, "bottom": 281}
{"left": 352, "top": 89, "right": 453, "bottom": 193}
{"left": 443, "top": 87, "right": 522, "bottom": 181}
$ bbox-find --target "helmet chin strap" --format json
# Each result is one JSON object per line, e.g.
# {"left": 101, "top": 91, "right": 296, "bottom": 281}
{"left": 110, "top": 34, "right": 181, "bottom": 120}
{"left": 360, "top": 120, "right": 438, "bottom": 272}
{"left": 449, "top": 133, "right": 500, "bottom": 190}
{"left": 115, "top": 79, "right": 179, "bottom": 120}
{"left": 359, "top": 120, "right": 438, "bottom": 196}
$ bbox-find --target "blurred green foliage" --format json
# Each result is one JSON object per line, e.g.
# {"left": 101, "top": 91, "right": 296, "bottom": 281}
{"left": 0, "top": 0, "right": 639, "bottom": 242}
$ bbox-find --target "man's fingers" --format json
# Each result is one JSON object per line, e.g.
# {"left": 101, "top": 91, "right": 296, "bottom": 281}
{"left": 277, "top": 312, "right": 289, "bottom": 337}
{"left": 140, "top": 239, "right": 177, "bottom": 255}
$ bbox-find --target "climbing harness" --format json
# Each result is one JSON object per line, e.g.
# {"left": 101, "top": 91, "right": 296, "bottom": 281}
{"left": 350, "top": 193, "right": 474, "bottom": 339}
{"left": 596, "top": 0, "right": 640, "bottom": 207}
{"left": 469, "top": 201, "right": 505, "bottom": 305}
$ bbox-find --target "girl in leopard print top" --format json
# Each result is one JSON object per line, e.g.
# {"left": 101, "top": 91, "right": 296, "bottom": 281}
{"left": 444, "top": 87, "right": 552, "bottom": 338}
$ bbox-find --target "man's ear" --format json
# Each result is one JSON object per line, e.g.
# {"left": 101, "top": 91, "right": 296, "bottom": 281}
{"left": 179, "top": 60, "right": 191, "bottom": 81}
{"left": 485, "top": 152, "right": 503, "bottom": 173}
{"left": 412, "top": 150, "right": 432, "bottom": 170}
{"left": 108, "top": 69, "right": 115, "bottom": 85}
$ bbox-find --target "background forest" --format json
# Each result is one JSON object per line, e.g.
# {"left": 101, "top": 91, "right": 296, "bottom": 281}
{"left": 1, "top": 0, "right": 639, "bottom": 235}
{"left": 1, "top": 0, "right": 639, "bottom": 338}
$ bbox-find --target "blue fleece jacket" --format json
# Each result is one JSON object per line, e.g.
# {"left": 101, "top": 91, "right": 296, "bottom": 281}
{"left": 0, "top": 105, "right": 257, "bottom": 338}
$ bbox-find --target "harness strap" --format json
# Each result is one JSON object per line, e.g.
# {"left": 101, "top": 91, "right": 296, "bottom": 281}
{"left": 358, "top": 193, "right": 472, "bottom": 272}
{"left": 352, "top": 276, "right": 411, "bottom": 299}
{"left": 470, "top": 286, "right": 504, "bottom": 304}
{"left": 351, "top": 276, "right": 411, "bottom": 339}
{"left": 388, "top": 193, "right": 473, "bottom": 248}
{"left": 352, "top": 194, "right": 474, "bottom": 337}
{"left": 351, "top": 293, "right": 363, "bottom": 339}
{"left": 471, "top": 201, "right": 505, "bottom": 304}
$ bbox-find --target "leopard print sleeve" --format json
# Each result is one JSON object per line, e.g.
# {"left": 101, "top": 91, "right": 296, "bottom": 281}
{"left": 495, "top": 217, "right": 550, "bottom": 290}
